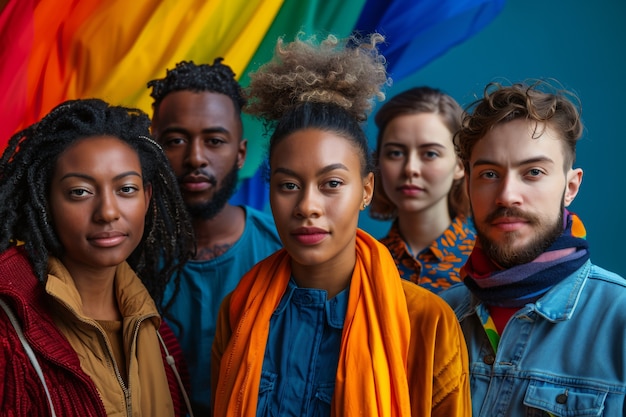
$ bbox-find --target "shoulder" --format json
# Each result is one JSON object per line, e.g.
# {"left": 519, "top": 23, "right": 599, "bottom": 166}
{"left": 586, "top": 263, "right": 626, "bottom": 287}
{"left": 401, "top": 280, "right": 460, "bottom": 326}
{"left": 243, "top": 206, "right": 280, "bottom": 238}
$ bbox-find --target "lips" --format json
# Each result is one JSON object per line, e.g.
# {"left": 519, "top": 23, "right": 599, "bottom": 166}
{"left": 397, "top": 184, "right": 424, "bottom": 196}
{"left": 291, "top": 227, "right": 329, "bottom": 245}
{"left": 490, "top": 217, "right": 529, "bottom": 232}
{"left": 181, "top": 175, "right": 214, "bottom": 192}
{"left": 88, "top": 231, "right": 127, "bottom": 248}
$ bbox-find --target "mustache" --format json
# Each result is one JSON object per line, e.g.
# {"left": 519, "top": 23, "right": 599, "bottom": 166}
{"left": 485, "top": 207, "right": 540, "bottom": 224}
{"left": 178, "top": 169, "right": 217, "bottom": 186}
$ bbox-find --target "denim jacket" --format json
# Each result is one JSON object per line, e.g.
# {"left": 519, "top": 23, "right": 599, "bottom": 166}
{"left": 441, "top": 260, "right": 626, "bottom": 416}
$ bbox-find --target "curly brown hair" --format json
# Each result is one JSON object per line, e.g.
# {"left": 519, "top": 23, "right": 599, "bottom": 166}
{"left": 456, "top": 80, "right": 583, "bottom": 172}
{"left": 245, "top": 33, "right": 389, "bottom": 123}
{"left": 244, "top": 33, "right": 389, "bottom": 181}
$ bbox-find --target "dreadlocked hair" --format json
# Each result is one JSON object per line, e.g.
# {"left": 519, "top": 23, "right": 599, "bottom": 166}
{"left": 246, "top": 32, "right": 390, "bottom": 178}
{"left": 0, "top": 98, "right": 195, "bottom": 308}
{"left": 148, "top": 58, "right": 246, "bottom": 116}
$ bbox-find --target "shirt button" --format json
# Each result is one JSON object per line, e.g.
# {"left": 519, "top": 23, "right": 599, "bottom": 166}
{"left": 483, "top": 354, "right": 495, "bottom": 365}
{"left": 302, "top": 294, "right": 313, "bottom": 304}
{"left": 556, "top": 393, "right": 568, "bottom": 404}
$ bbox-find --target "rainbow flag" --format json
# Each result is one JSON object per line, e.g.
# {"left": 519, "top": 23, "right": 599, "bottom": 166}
{"left": 0, "top": 0, "right": 504, "bottom": 206}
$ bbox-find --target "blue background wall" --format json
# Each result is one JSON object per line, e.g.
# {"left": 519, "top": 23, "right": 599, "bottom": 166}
{"left": 358, "top": 0, "right": 626, "bottom": 276}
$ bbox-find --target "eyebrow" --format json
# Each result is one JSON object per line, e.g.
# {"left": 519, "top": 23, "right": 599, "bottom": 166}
{"left": 160, "top": 126, "right": 230, "bottom": 135}
{"left": 472, "top": 156, "right": 555, "bottom": 169}
{"left": 383, "top": 141, "right": 446, "bottom": 148}
{"left": 272, "top": 163, "right": 349, "bottom": 177}
{"left": 59, "top": 171, "right": 143, "bottom": 182}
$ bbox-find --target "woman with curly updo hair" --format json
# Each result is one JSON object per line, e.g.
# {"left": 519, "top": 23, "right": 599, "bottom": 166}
{"left": 211, "top": 34, "right": 470, "bottom": 417}
{"left": 0, "top": 98, "right": 194, "bottom": 416}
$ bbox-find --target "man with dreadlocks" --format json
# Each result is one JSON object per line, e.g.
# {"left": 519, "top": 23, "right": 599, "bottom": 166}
{"left": 148, "top": 59, "right": 283, "bottom": 415}
{"left": 0, "top": 98, "right": 194, "bottom": 416}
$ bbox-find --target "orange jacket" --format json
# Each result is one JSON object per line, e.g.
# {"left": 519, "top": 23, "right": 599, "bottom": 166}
{"left": 212, "top": 229, "right": 470, "bottom": 416}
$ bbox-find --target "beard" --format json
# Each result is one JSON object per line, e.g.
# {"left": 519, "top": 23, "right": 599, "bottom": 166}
{"left": 184, "top": 162, "right": 239, "bottom": 220}
{"left": 476, "top": 202, "right": 565, "bottom": 268}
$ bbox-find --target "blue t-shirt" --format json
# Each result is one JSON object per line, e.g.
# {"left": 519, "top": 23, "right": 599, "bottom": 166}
{"left": 163, "top": 206, "right": 282, "bottom": 416}
{"left": 257, "top": 279, "right": 349, "bottom": 417}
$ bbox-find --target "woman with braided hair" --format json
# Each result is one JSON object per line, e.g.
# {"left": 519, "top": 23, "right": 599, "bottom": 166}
{"left": 211, "top": 34, "right": 471, "bottom": 417}
{"left": 0, "top": 98, "right": 195, "bottom": 416}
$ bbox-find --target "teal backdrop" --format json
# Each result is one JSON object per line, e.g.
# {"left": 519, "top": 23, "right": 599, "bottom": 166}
{"left": 358, "top": 0, "right": 626, "bottom": 277}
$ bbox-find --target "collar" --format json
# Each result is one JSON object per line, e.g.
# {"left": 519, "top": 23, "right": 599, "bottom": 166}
{"left": 386, "top": 216, "right": 472, "bottom": 261}
{"left": 272, "top": 278, "right": 349, "bottom": 329}
{"left": 45, "top": 257, "right": 160, "bottom": 321}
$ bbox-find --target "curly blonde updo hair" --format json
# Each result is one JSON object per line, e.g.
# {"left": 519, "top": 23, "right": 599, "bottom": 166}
{"left": 245, "top": 32, "right": 389, "bottom": 123}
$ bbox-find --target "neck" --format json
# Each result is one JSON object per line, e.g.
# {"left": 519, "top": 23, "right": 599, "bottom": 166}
{"left": 191, "top": 204, "right": 245, "bottom": 260}
{"left": 397, "top": 205, "right": 452, "bottom": 254}
{"left": 70, "top": 266, "right": 121, "bottom": 320}
{"left": 290, "top": 253, "right": 355, "bottom": 299}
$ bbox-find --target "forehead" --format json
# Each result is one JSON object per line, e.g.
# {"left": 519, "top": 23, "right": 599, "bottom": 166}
{"left": 271, "top": 128, "right": 362, "bottom": 172}
{"left": 55, "top": 135, "right": 141, "bottom": 172}
{"left": 470, "top": 119, "right": 566, "bottom": 168}
{"left": 154, "top": 90, "right": 239, "bottom": 129}
{"left": 382, "top": 112, "right": 453, "bottom": 144}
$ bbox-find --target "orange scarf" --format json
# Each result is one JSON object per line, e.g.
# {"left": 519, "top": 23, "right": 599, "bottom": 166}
{"left": 213, "top": 229, "right": 412, "bottom": 417}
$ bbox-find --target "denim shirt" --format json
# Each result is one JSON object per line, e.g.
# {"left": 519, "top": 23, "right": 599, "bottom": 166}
{"left": 440, "top": 260, "right": 626, "bottom": 416}
{"left": 257, "top": 279, "right": 349, "bottom": 417}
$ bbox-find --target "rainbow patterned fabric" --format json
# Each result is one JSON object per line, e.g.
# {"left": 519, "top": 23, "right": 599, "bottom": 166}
{"left": 0, "top": 0, "right": 504, "bottom": 209}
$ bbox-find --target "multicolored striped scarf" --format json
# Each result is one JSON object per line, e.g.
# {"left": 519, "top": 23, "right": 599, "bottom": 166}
{"left": 463, "top": 210, "right": 589, "bottom": 308}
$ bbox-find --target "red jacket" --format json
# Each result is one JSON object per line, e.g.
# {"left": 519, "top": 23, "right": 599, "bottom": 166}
{"left": 0, "top": 246, "right": 190, "bottom": 416}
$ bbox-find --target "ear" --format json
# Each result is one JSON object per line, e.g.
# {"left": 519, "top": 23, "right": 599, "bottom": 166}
{"left": 453, "top": 157, "right": 465, "bottom": 181}
{"left": 564, "top": 168, "right": 583, "bottom": 207}
{"left": 363, "top": 172, "right": 374, "bottom": 207}
{"left": 237, "top": 138, "right": 248, "bottom": 169}
{"left": 144, "top": 183, "right": 153, "bottom": 214}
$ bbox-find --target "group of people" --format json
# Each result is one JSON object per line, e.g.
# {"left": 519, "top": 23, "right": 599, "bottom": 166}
{"left": 1, "top": 31, "right": 625, "bottom": 417}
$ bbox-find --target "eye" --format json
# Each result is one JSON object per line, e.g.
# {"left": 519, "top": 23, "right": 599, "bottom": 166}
{"left": 279, "top": 182, "right": 299, "bottom": 191}
{"left": 385, "top": 149, "right": 405, "bottom": 159}
{"left": 527, "top": 168, "right": 543, "bottom": 177}
{"left": 327, "top": 180, "right": 342, "bottom": 188}
{"left": 479, "top": 170, "right": 498, "bottom": 180}
{"left": 423, "top": 150, "right": 440, "bottom": 160}
{"left": 68, "top": 188, "right": 92, "bottom": 199}
{"left": 206, "top": 137, "right": 226, "bottom": 147}
{"left": 119, "top": 185, "right": 140, "bottom": 195}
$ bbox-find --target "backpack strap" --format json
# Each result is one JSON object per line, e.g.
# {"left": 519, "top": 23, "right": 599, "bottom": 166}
{"left": 157, "top": 328, "right": 195, "bottom": 417}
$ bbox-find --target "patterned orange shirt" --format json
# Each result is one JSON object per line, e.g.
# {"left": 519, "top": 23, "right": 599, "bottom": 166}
{"left": 380, "top": 217, "right": 476, "bottom": 294}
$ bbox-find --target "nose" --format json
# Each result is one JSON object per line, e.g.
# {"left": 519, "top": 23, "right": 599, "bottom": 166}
{"left": 94, "top": 192, "right": 121, "bottom": 223}
{"left": 185, "top": 138, "right": 208, "bottom": 169}
{"left": 294, "top": 186, "right": 322, "bottom": 219}
{"left": 404, "top": 152, "right": 421, "bottom": 178}
{"left": 495, "top": 175, "right": 523, "bottom": 207}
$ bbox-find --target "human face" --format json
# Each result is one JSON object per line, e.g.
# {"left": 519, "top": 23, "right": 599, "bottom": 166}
{"left": 48, "top": 136, "right": 152, "bottom": 277}
{"left": 152, "top": 91, "right": 247, "bottom": 219}
{"left": 468, "top": 119, "right": 582, "bottom": 267}
{"left": 378, "top": 113, "right": 464, "bottom": 218}
{"left": 270, "top": 128, "right": 373, "bottom": 274}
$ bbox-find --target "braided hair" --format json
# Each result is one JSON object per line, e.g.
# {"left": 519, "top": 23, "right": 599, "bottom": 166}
{"left": 0, "top": 98, "right": 194, "bottom": 308}
{"left": 148, "top": 58, "right": 247, "bottom": 119}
